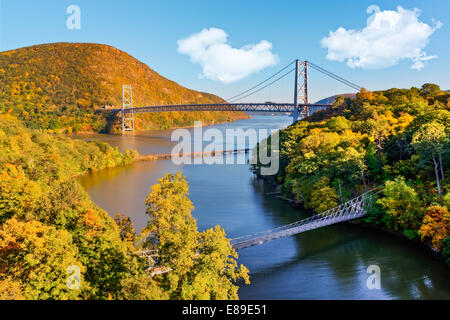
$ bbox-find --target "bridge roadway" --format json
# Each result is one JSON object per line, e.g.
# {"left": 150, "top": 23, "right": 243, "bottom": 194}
{"left": 113, "top": 103, "right": 332, "bottom": 114}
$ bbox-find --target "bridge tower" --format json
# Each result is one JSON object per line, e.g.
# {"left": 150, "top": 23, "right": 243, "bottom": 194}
{"left": 121, "top": 85, "right": 134, "bottom": 133}
{"left": 292, "top": 59, "right": 308, "bottom": 121}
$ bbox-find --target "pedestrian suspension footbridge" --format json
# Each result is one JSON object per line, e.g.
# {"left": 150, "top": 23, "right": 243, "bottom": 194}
{"left": 139, "top": 187, "right": 383, "bottom": 276}
{"left": 230, "top": 186, "right": 383, "bottom": 250}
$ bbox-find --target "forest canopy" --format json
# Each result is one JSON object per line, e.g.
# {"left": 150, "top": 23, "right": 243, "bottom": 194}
{"left": 253, "top": 84, "right": 450, "bottom": 264}
{"left": 0, "top": 116, "right": 248, "bottom": 300}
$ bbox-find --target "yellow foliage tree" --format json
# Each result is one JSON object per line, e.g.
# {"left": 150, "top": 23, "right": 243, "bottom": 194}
{"left": 0, "top": 218, "right": 86, "bottom": 300}
{"left": 141, "top": 173, "right": 249, "bottom": 300}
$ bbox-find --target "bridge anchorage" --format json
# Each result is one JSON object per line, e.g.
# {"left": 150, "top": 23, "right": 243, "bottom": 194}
{"left": 230, "top": 186, "right": 383, "bottom": 251}
{"left": 117, "top": 59, "right": 363, "bottom": 133}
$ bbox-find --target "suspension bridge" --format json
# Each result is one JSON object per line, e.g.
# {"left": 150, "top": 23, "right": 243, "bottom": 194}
{"left": 230, "top": 186, "right": 382, "bottom": 250}
{"left": 139, "top": 186, "right": 382, "bottom": 275}
{"left": 115, "top": 60, "right": 363, "bottom": 132}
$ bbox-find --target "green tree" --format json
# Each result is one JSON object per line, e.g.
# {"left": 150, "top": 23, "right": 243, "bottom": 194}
{"left": 325, "top": 116, "right": 351, "bottom": 132}
{"left": 378, "top": 178, "right": 423, "bottom": 237}
{"left": 140, "top": 173, "right": 249, "bottom": 300}
{"left": 441, "top": 237, "right": 450, "bottom": 266}
{"left": 114, "top": 213, "right": 136, "bottom": 251}
{"left": 420, "top": 83, "right": 441, "bottom": 99}
{"left": 412, "top": 121, "right": 446, "bottom": 195}
{"left": 443, "top": 192, "right": 450, "bottom": 209}
{"left": 181, "top": 226, "right": 250, "bottom": 300}
{"left": 141, "top": 172, "right": 198, "bottom": 296}
{"left": 120, "top": 274, "right": 168, "bottom": 300}
{"left": 309, "top": 177, "right": 339, "bottom": 213}
{"left": 0, "top": 218, "right": 86, "bottom": 300}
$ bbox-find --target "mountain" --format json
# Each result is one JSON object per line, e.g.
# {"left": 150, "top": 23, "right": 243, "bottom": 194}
{"left": 314, "top": 94, "right": 356, "bottom": 105}
{"left": 0, "top": 42, "right": 246, "bottom": 132}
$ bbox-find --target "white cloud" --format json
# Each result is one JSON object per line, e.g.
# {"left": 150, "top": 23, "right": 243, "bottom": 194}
{"left": 177, "top": 28, "right": 279, "bottom": 83}
{"left": 321, "top": 6, "right": 442, "bottom": 71}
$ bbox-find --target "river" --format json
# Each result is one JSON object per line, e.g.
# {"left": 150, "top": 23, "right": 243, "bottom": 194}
{"left": 75, "top": 115, "right": 450, "bottom": 300}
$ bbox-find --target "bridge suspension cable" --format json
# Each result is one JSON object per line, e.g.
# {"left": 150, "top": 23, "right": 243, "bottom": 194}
{"left": 226, "top": 60, "right": 296, "bottom": 103}
{"left": 228, "top": 67, "right": 295, "bottom": 103}
{"left": 225, "top": 60, "right": 363, "bottom": 105}
{"left": 308, "top": 61, "right": 363, "bottom": 91}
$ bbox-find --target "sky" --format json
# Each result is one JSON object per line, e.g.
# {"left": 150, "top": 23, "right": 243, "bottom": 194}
{"left": 1, "top": 0, "right": 449, "bottom": 102}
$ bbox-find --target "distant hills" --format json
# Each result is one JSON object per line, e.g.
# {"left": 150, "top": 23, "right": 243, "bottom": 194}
{"left": 0, "top": 43, "right": 247, "bottom": 132}
{"left": 314, "top": 94, "right": 356, "bottom": 105}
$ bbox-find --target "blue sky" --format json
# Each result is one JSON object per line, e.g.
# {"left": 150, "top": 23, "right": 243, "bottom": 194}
{"left": 1, "top": 0, "right": 449, "bottom": 102}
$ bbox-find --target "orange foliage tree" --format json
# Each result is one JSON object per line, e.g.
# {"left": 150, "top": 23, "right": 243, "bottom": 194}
{"left": 419, "top": 206, "right": 450, "bottom": 251}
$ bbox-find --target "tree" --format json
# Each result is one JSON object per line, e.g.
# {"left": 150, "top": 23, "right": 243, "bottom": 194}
{"left": 0, "top": 278, "right": 25, "bottom": 300}
{"left": 418, "top": 206, "right": 450, "bottom": 251}
{"left": 442, "top": 237, "right": 450, "bottom": 266}
{"left": 181, "top": 226, "right": 250, "bottom": 300}
{"left": 412, "top": 121, "right": 446, "bottom": 195}
{"left": 141, "top": 172, "right": 198, "bottom": 296}
{"left": 114, "top": 213, "right": 136, "bottom": 251}
{"left": 0, "top": 218, "right": 86, "bottom": 300}
{"left": 420, "top": 83, "right": 441, "bottom": 100}
{"left": 443, "top": 192, "right": 450, "bottom": 209}
{"left": 367, "top": 119, "right": 391, "bottom": 174}
{"left": 365, "top": 142, "right": 379, "bottom": 181}
{"left": 309, "top": 177, "right": 339, "bottom": 213}
{"left": 0, "top": 164, "right": 42, "bottom": 224}
{"left": 120, "top": 274, "right": 168, "bottom": 300}
{"left": 378, "top": 178, "right": 423, "bottom": 236}
{"left": 325, "top": 116, "right": 351, "bottom": 133}
{"left": 140, "top": 173, "right": 249, "bottom": 300}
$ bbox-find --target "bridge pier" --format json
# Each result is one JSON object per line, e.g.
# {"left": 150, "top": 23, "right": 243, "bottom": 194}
{"left": 292, "top": 60, "right": 308, "bottom": 122}
{"left": 121, "top": 85, "right": 135, "bottom": 133}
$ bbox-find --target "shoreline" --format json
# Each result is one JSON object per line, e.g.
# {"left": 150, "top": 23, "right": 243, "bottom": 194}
{"left": 132, "top": 148, "right": 250, "bottom": 162}
{"left": 50, "top": 112, "right": 252, "bottom": 135}
{"left": 257, "top": 176, "right": 448, "bottom": 267}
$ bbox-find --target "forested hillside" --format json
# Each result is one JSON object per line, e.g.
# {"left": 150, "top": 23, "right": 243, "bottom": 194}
{"left": 0, "top": 115, "right": 249, "bottom": 299}
{"left": 0, "top": 43, "right": 247, "bottom": 133}
{"left": 253, "top": 84, "right": 450, "bottom": 265}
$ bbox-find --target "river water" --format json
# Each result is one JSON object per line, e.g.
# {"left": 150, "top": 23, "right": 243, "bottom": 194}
{"left": 76, "top": 115, "right": 450, "bottom": 300}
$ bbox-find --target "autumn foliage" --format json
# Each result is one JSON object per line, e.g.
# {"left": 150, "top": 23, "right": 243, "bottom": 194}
{"left": 0, "top": 43, "right": 247, "bottom": 133}
{"left": 253, "top": 84, "right": 450, "bottom": 263}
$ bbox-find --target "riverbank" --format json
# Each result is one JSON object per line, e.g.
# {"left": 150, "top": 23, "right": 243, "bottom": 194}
{"left": 78, "top": 115, "right": 450, "bottom": 299}
{"left": 350, "top": 220, "right": 444, "bottom": 261}
{"left": 109, "top": 110, "right": 250, "bottom": 133}
{"left": 132, "top": 149, "right": 250, "bottom": 162}
{"left": 255, "top": 175, "right": 449, "bottom": 268}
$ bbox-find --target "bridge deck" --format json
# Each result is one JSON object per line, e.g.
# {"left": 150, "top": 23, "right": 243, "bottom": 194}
{"left": 113, "top": 103, "right": 332, "bottom": 114}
